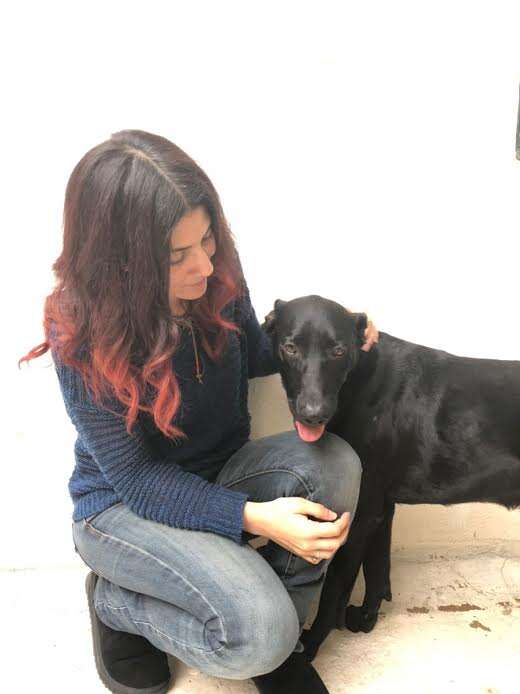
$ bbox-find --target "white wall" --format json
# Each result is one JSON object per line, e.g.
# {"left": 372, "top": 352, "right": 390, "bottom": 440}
{"left": 6, "top": 1, "right": 520, "bottom": 568}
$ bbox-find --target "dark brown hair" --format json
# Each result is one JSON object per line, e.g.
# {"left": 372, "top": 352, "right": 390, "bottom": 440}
{"left": 18, "top": 129, "right": 245, "bottom": 440}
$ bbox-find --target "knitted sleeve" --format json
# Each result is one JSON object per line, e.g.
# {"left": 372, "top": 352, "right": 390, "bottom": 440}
{"left": 240, "top": 283, "right": 279, "bottom": 379}
{"left": 52, "top": 353, "right": 250, "bottom": 545}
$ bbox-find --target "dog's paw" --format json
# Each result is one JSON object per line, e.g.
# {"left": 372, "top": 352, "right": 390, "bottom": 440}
{"left": 344, "top": 605, "right": 379, "bottom": 633}
{"left": 383, "top": 588, "right": 392, "bottom": 602}
{"left": 299, "top": 631, "right": 320, "bottom": 663}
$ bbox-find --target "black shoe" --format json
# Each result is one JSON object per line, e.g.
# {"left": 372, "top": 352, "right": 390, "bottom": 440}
{"left": 85, "top": 571, "right": 172, "bottom": 693}
{"left": 252, "top": 651, "right": 329, "bottom": 693}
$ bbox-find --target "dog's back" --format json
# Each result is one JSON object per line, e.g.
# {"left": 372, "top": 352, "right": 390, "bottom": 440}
{"left": 331, "top": 332, "right": 520, "bottom": 509}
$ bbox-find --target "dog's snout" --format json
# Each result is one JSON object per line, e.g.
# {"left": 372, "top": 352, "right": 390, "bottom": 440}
{"left": 298, "top": 401, "right": 328, "bottom": 426}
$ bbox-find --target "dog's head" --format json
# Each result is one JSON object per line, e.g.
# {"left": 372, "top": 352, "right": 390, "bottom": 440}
{"left": 262, "top": 295, "right": 368, "bottom": 443}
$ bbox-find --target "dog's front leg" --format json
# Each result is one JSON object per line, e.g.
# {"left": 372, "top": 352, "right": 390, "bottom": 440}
{"left": 344, "top": 501, "right": 395, "bottom": 633}
{"left": 300, "top": 514, "right": 371, "bottom": 661}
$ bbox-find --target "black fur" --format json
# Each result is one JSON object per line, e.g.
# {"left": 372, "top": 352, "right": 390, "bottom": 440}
{"left": 262, "top": 295, "right": 520, "bottom": 660}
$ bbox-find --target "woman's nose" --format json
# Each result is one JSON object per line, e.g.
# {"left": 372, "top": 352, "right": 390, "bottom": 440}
{"left": 193, "top": 247, "right": 213, "bottom": 277}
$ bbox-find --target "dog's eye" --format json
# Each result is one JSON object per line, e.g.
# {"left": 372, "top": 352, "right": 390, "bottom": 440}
{"left": 332, "top": 347, "right": 346, "bottom": 358}
{"left": 283, "top": 343, "right": 298, "bottom": 356}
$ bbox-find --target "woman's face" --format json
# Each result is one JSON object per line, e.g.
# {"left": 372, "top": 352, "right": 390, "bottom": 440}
{"left": 168, "top": 206, "right": 216, "bottom": 316}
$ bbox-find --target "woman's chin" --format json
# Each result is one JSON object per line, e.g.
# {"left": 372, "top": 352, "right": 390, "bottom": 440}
{"left": 176, "top": 284, "right": 207, "bottom": 302}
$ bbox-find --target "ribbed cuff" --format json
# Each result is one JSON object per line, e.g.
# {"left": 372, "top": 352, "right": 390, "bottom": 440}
{"left": 199, "top": 485, "right": 250, "bottom": 544}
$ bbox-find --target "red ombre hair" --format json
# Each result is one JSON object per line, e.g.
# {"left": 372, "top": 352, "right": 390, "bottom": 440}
{"left": 18, "top": 129, "right": 247, "bottom": 441}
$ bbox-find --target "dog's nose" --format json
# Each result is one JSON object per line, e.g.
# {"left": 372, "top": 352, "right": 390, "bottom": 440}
{"left": 298, "top": 402, "right": 328, "bottom": 426}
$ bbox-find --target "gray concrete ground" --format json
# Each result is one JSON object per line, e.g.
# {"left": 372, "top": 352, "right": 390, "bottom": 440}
{"left": 3, "top": 545, "right": 519, "bottom": 693}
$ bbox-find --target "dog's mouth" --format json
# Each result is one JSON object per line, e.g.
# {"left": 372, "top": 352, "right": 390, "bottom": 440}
{"left": 294, "top": 420, "right": 326, "bottom": 443}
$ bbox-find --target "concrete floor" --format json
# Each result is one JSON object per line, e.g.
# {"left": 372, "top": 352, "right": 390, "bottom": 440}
{"left": 3, "top": 545, "right": 519, "bottom": 693}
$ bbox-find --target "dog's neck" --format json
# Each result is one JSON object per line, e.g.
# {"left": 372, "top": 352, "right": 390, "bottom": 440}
{"left": 341, "top": 331, "right": 409, "bottom": 405}
{"left": 340, "top": 334, "right": 387, "bottom": 400}
{"left": 352, "top": 339, "right": 380, "bottom": 380}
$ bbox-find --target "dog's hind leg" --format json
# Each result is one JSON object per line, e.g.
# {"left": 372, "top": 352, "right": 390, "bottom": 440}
{"left": 344, "top": 501, "right": 395, "bottom": 633}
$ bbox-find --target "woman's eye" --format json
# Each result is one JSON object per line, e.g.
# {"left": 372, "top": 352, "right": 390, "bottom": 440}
{"left": 332, "top": 347, "right": 346, "bottom": 357}
{"left": 283, "top": 344, "right": 298, "bottom": 355}
{"left": 170, "top": 229, "right": 214, "bottom": 266}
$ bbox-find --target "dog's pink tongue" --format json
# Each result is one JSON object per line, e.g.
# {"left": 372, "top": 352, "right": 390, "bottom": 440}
{"left": 295, "top": 421, "right": 326, "bottom": 442}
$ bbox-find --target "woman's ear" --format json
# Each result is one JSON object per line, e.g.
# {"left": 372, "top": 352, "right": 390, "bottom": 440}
{"left": 262, "top": 299, "right": 287, "bottom": 334}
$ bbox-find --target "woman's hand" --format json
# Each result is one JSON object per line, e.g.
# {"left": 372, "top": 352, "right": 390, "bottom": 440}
{"left": 243, "top": 498, "right": 350, "bottom": 564}
{"left": 362, "top": 318, "right": 379, "bottom": 352}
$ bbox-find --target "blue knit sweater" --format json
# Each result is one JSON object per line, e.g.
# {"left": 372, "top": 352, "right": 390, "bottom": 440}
{"left": 51, "top": 286, "right": 278, "bottom": 545}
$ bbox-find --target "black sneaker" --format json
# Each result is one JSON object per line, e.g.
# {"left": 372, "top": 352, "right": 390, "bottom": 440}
{"left": 252, "top": 651, "right": 329, "bottom": 693}
{"left": 85, "top": 571, "right": 172, "bottom": 693}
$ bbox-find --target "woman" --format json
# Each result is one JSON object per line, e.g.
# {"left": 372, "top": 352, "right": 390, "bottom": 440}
{"left": 19, "top": 130, "right": 378, "bottom": 694}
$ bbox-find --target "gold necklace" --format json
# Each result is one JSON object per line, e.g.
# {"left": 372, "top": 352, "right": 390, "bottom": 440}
{"left": 175, "top": 317, "right": 204, "bottom": 384}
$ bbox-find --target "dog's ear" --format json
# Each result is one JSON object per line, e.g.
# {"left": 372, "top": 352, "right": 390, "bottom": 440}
{"left": 352, "top": 312, "right": 368, "bottom": 349}
{"left": 262, "top": 299, "right": 287, "bottom": 334}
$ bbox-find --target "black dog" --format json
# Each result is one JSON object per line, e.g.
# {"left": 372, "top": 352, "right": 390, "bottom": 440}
{"left": 262, "top": 295, "right": 520, "bottom": 661}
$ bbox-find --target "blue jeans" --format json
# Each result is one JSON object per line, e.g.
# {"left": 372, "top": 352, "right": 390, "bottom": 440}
{"left": 72, "top": 430, "right": 361, "bottom": 680}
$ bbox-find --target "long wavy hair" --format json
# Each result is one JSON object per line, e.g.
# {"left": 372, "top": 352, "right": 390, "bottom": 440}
{"left": 18, "top": 129, "right": 246, "bottom": 440}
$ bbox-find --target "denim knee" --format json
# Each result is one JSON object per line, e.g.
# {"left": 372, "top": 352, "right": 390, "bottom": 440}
{"left": 213, "top": 584, "right": 300, "bottom": 679}
{"left": 306, "top": 431, "right": 362, "bottom": 519}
